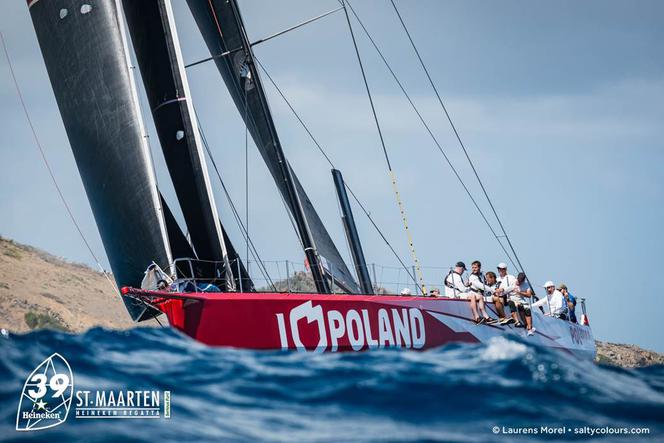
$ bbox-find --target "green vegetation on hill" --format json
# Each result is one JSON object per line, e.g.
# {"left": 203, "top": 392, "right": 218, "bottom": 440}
{"left": 0, "top": 235, "right": 136, "bottom": 332}
{"left": 24, "top": 310, "right": 69, "bottom": 332}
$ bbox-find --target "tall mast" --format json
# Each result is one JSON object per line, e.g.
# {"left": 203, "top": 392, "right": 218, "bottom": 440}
{"left": 227, "top": 0, "right": 330, "bottom": 294}
{"left": 186, "top": 0, "right": 361, "bottom": 294}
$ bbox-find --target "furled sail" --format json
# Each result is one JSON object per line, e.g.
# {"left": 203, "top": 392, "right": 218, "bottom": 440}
{"left": 28, "top": 0, "right": 173, "bottom": 320}
{"left": 122, "top": 0, "right": 252, "bottom": 291}
{"left": 186, "top": 0, "right": 360, "bottom": 293}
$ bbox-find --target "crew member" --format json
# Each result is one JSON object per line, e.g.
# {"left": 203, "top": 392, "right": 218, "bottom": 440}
{"left": 496, "top": 263, "right": 517, "bottom": 325}
{"left": 446, "top": 261, "right": 487, "bottom": 323}
{"left": 486, "top": 271, "right": 507, "bottom": 322}
{"left": 467, "top": 261, "right": 495, "bottom": 324}
{"left": 533, "top": 281, "right": 567, "bottom": 319}
{"left": 558, "top": 283, "right": 577, "bottom": 323}
{"left": 507, "top": 272, "right": 537, "bottom": 335}
{"left": 444, "top": 262, "right": 468, "bottom": 298}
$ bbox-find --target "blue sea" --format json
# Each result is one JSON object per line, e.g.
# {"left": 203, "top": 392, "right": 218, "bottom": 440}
{"left": 1, "top": 327, "right": 662, "bottom": 442}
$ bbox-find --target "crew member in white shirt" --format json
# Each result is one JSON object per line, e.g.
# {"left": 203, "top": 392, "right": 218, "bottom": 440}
{"left": 485, "top": 271, "right": 507, "bottom": 322}
{"left": 483, "top": 271, "right": 499, "bottom": 302}
{"left": 445, "top": 261, "right": 491, "bottom": 324}
{"left": 495, "top": 263, "right": 516, "bottom": 325}
{"left": 496, "top": 263, "right": 517, "bottom": 300}
{"left": 444, "top": 261, "right": 468, "bottom": 298}
{"left": 533, "top": 281, "right": 568, "bottom": 319}
{"left": 468, "top": 261, "right": 495, "bottom": 324}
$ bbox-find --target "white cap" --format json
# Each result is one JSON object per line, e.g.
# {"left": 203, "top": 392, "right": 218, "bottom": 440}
{"left": 497, "top": 262, "right": 507, "bottom": 269}
{"left": 543, "top": 281, "right": 555, "bottom": 288}
{"left": 400, "top": 288, "right": 412, "bottom": 295}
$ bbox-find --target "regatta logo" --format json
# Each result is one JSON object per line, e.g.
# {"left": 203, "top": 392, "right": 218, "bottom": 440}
{"left": 16, "top": 353, "right": 74, "bottom": 432}
{"left": 75, "top": 390, "right": 170, "bottom": 419}
{"left": 16, "top": 353, "right": 171, "bottom": 432}
{"left": 276, "top": 301, "right": 426, "bottom": 352}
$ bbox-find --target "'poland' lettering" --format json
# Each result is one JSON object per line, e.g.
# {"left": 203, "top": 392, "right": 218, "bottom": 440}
{"left": 276, "top": 302, "right": 426, "bottom": 352}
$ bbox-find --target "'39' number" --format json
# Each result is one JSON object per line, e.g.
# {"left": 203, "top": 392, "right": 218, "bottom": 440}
{"left": 27, "top": 374, "right": 70, "bottom": 399}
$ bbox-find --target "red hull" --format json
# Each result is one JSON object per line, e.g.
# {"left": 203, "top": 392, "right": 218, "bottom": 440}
{"left": 124, "top": 288, "right": 596, "bottom": 358}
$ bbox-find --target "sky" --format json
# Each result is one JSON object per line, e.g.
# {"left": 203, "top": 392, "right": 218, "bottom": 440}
{"left": 1, "top": 0, "right": 663, "bottom": 351}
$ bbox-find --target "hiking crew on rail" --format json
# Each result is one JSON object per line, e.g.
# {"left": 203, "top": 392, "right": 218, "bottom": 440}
{"left": 442, "top": 260, "right": 578, "bottom": 335}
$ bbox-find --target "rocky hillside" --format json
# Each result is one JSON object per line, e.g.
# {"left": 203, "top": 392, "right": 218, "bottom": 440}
{"left": 1, "top": 236, "right": 662, "bottom": 368}
{"left": 0, "top": 236, "right": 145, "bottom": 332}
{"left": 595, "top": 341, "right": 664, "bottom": 368}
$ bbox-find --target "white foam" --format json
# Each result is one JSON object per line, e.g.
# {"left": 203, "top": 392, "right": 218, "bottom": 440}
{"left": 481, "top": 336, "right": 528, "bottom": 361}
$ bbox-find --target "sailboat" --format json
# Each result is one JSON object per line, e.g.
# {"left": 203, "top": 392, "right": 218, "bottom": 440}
{"left": 27, "top": 0, "right": 595, "bottom": 359}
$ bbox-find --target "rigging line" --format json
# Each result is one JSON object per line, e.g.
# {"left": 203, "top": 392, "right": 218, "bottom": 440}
{"left": 184, "top": 47, "right": 242, "bottom": 69}
{"left": 388, "top": 0, "right": 527, "bottom": 274}
{"left": 340, "top": 0, "right": 426, "bottom": 294}
{"left": 229, "top": 0, "right": 332, "bottom": 294}
{"left": 199, "top": 124, "right": 274, "bottom": 290}
{"left": 0, "top": 32, "right": 118, "bottom": 294}
{"left": 198, "top": 124, "right": 273, "bottom": 290}
{"left": 203, "top": 0, "right": 304, "bottom": 252}
{"left": 185, "top": 7, "right": 342, "bottom": 68}
{"left": 344, "top": 0, "right": 518, "bottom": 270}
{"left": 201, "top": 0, "right": 310, "bottom": 261}
{"left": 194, "top": 108, "right": 275, "bottom": 290}
{"left": 250, "top": 6, "right": 344, "bottom": 47}
{"left": 253, "top": 56, "right": 417, "bottom": 286}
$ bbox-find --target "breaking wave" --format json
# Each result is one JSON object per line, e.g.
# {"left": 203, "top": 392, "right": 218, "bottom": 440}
{"left": 1, "top": 327, "right": 662, "bottom": 442}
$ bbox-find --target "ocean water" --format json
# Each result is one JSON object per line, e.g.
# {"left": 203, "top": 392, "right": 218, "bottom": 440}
{"left": 1, "top": 328, "right": 662, "bottom": 442}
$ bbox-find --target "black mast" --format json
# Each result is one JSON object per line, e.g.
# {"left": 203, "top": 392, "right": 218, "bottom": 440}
{"left": 332, "top": 169, "right": 373, "bottom": 294}
{"left": 228, "top": 0, "right": 329, "bottom": 294}
{"left": 186, "top": 0, "right": 338, "bottom": 294}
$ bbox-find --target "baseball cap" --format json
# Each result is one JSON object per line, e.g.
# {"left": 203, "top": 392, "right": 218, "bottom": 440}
{"left": 497, "top": 262, "right": 507, "bottom": 269}
{"left": 455, "top": 261, "right": 466, "bottom": 269}
{"left": 543, "top": 281, "right": 555, "bottom": 288}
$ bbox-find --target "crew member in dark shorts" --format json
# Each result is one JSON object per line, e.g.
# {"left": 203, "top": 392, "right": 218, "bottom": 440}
{"left": 508, "top": 272, "right": 537, "bottom": 336}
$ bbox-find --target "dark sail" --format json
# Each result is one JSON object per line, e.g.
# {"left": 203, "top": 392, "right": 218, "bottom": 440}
{"left": 159, "top": 194, "right": 196, "bottom": 260}
{"left": 28, "top": 0, "right": 173, "bottom": 320}
{"left": 122, "top": 0, "right": 250, "bottom": 291}
{"left": 186, "top": 0, "right": 360, "bottom": 294}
